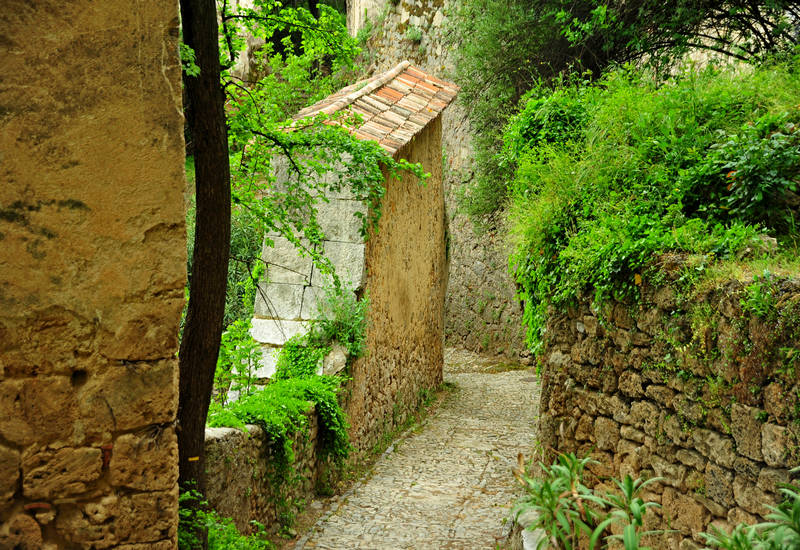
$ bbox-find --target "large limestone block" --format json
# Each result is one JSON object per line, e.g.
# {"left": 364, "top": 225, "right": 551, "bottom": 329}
{"left": 311, "top": 241, "right": 365, "bottom": 289}
{"left": 0, "top": 377, "right": 77, "bottom": 446}
{"left": 254, "top": 282, "right": 305, "bottom": 320}
{"left": 250, "top": 318, "right": 307, "bottom": 345}
{"left": 261, "top": 236, "right": 313, "bottom": 284}
{"left": 731, "top": 404, "right": 763, "bottom": 461}
{"left": 110, "top": 428, "right": 178, "bottom": 491}
{"left": 317, "top": 199, "right": 367, "bottom": 243}
{"left": 254, "top": 348, "right": 279, "bottom": 379}
{"left": 22, "top": 447, "right": 102, "bottom": 500}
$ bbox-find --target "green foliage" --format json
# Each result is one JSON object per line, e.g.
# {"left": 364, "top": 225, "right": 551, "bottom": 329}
{"left": 512, "top": 453, "right": 663, "bottom": 549}
{"left": 273, "top": 335, "right": 329, "bottom": 380}
{"left": 452, "top": 0, "right": 800, "bottom": 219}
{"left": 312, "top": 288, "right": 369, "bottom": 358}
{"left": 208, "top": 375, "right": 349, "bottom": 469}
{"left": 509, "top": 62, "right": 800, "bottom": 353}
{"left": 214, "top": 318, "right": 263, "bottom": 405}
{"left": 741, "top": 271, "right": 778, "bottom": 319}
{"left": 405, "top": 26, "right": 423, "bottom": 43}
{"left": 517, "top": 457, "right": 800, "bottom": 550}
{"left": 179, "top": 490, "right": 274, "bottom": 550}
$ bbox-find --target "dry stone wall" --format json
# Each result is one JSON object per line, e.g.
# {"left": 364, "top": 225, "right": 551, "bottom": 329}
{"left": 539, "top": 259, "right": 800, "bottom": 546}
{"left": 0, "top": 1, "right": 185, "bottom": 547}
{"left": 205, "top": 408, "right": 325, "bottom": 533}
{"left": 351, "top": 0, "right": 528, "bottom": 359}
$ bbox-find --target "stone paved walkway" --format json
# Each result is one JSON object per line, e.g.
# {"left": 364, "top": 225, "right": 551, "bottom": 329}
{"left": 297, "top": 349, "right": 540, "bottom": 550}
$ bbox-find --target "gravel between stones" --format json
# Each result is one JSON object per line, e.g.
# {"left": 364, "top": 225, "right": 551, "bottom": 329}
{"left": 296, "top": 348, "right": 540, "bottom": 549}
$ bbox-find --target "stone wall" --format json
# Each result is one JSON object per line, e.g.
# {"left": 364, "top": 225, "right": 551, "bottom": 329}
{"left": 351, "top": 0, "right": 528, "bottom": 359}
{"left": 205, "top": 408, "right": 324, "bottom": 533}
{"left": 346, "top": 117, "right": 448, "bottom": 452}
{"left": 0, "top": 2, "right": 186, "bottom": 547}
{"left": 539, "top": 260, "right": 800, "bottom": 546}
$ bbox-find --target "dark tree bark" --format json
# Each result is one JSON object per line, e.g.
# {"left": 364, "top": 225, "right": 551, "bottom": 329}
{"left": 178, "top": 0, "right": 231, "bottom": 503}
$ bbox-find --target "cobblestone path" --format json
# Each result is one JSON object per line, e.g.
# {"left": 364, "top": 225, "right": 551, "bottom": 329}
{"left": 297, "top": 349, "right": 540, "bottom": 550}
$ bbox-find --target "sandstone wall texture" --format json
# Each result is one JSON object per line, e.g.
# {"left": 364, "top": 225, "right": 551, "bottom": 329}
{"left": 539, "top": 261, "right": 800, "bottom": 546}
{"left": 351, "top": 0, "right": 528, "bottom": 359}
{"left": 205, "top": 409, "right": 325, "bottom": 533}
{"left": 0, "top": 2, "right": 186, "bottom": 547}
{"left": 347, "top": 117, "right": 448, "bottom": 452}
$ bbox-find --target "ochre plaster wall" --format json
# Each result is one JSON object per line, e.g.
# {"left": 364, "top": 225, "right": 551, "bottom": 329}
{"left": 346, "top": 117, "right": 447, "bottom": 452}
{"left": 0, "top": 2, "right": 186, "bottom": 547}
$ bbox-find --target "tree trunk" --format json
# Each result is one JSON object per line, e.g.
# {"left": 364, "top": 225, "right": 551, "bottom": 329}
{"left": 178, "top": 0, "right": 231, "bottom": 503}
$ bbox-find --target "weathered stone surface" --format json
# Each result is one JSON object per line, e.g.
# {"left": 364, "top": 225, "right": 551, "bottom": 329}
{"left": 110, "top": 428, "right": 178, "bottom": 491}
{"left": 619, "top": 370, "right": 644, "bottom": 397}
{"left": 757, "top": 467, "right": 790, "bottom": 494}
{"left": 22, "top": 447, "right": 102, "bottom": 500}
{"left": 620, "top": 425, "right": 645, "bottom": 443}
{"left": 323, "top": 343, "right": 348, "bottom": 376}
{"left": 261, "top": 236, "right": 314, "bottom": 284}
{"left": 651, "top": 455, "right": 686, "bottom": 488}
{"left": 731, "top": 403, "right": 763, "bottom": 461}
{"left": 727, "top": 507, "right": 758, "bottom": 526}
{"left": 0, "top": 513, "right": 43, "bottom": 549}
{"left": 254, "top": 282, "right": 305, "bottom": 319}
{"left": 310, "top": 241, "right": 366, "bottom": 290}
{"left": 761, "top": 423, "right": 790, "bottom": 467}
{"left": 0, "top": 445, "right": 21, "bottom": 508}
{"left": 594, "top": 417, "right": 619, "bottom": 450}
{"left": 676, "top": 449, "right": 705, "bottom": 470}
{"left": 692, "top": 429, "right": 736, "bottom": 469}
{"left": 705, "top": 463, "right": 734, "bottom": 507}
{"left": 662, "top": 487, "right": 707, "bottom": 536}
{"left": 733, "top": 475, "right": 771, "bottom": 517}
{"left": 250, "top": 318, "right": 308, "bottom": 345}
{"left": 315, "top": 199, "right": 367, "bottom": 243}
{"left": 1, "top": 0, "right": 184, "bottom": 544}
{"left": 645, "top": 385, "right": 675, "bottom": 408}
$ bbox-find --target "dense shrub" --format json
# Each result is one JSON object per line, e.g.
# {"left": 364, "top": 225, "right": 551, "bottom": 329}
{"left": 508, "top": 61, "right": 800, "bottom": 352}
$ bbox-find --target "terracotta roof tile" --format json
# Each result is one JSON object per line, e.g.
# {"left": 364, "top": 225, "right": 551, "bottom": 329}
{"left": 293, "top": 61, "right": 459, "bottom": 154}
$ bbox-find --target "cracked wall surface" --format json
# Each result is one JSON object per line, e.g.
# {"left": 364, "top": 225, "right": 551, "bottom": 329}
{"left": 0, "top": 1, "right": 186, "bottom": 546}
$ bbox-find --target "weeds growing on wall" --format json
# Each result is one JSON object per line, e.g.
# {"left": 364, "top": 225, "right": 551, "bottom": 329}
{"left": 508, "top": 59, "right": 800, "bottom": 353}
{"left": 178, "top": 490, "right": 274, "bottom": 550}
{"left": 514, "top": 454, "right": 800, "bottom": 550}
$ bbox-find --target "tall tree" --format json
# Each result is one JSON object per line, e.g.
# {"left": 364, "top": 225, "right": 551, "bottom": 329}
{"left": 177, "top": 0, "right": 231, "bottom": 497}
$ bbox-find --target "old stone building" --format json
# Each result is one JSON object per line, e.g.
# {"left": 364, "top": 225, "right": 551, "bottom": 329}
{"left": 347, "top": 0, "right": 529, "bottom": 360}
{"left": 0, "top": 1, "right": 186, "bottom": 547}
{"left": 251, "top": 60, "right": 458, "bottom": 451}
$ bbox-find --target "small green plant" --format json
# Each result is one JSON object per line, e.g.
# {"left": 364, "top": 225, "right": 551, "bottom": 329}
{"left": 702, "top": 467, "right": 800, "bottom": 549}
{"left": 312, "top": 287, "right": 369, "bottom": 358}
{"left": 178, "top": 490, "right": 274, "bottom": 550}
{"left": 405, "top": 25, "right": 422, "bottom": 42}
{"left": 273, "top": 335, "right": 329, "bottom": 380}
{"left": 214, "top": 319, "right": 264, "bottom": 405}
{"left": 741, "top": 271, "right": 778, "bottom": 319}
{"left": 512, "top": 453, "right": 664, "bottom": 549}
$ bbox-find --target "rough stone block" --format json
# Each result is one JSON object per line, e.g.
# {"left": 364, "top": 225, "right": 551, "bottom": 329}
{"left": 733, "top": 475, "right": 771, "bottom": 517}
{"left": 78, "top": 360, "right": 178, "bottom": 435}
{"left": 260, "top": 236, "right": 313, "bottom": 284}
{"left": 618, "top": 371, "right": 644, "bottom": 397}
{"left": 620, "top": 425, "right": 645, "bottom": 443}
{"left": 110, "top": 428, "right": 178, "bottom": 491}
{"left": 310, "top": 241, "right": 365, "bottom": 290}
{"left": 594, "top": 417, "right": 619, "bottom": 451}
{"left": 651, "top": 454, "right": 686, "bottom": 488}
{"left": 757, "top": 467, "right": 790, "bottom": 494}
{"left": 0, "top": 445, "right": 19, "bottom": 509}
{"left": 705, "top": 463, "right": 734, "bottom": 507}
{"left": 727, "top": 507, "right": 758, "bottom": 526}
{"left": 662, "top": 487, "right": 707, "bottom": 536}
{"left": 731, "top": 403, "right": 763, "bottom": 461}
{"left": 250, "top": 318, "right": 307, "bottom": 345}
{"left": 0, "top": 377, "right": 77, "bottom": 446}
{"left": 676, "top": 449, "right": 706, "bottom": 470}
{"left": 254, "top": 349, "right": 279, "bottom": 379}
{"left": 692, "top": 429, "right": 735, "bottom": 469}
{"left": 761, "top": 423, "right": 790, "bottom": 467}
{"left": 0, "top": 514, "right": 43, "bottom": 549}
{"left": 316, "top": 199, "right": 367, "bottom": 242}
{"left": 22, "top": 447, "right": 102, "bottom": 500}
{"left": 254, "top": 282, "right": 305, "bottom": 320}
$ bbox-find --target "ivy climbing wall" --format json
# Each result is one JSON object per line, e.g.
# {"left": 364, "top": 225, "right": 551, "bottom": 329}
{"left": 0, "top": 2, "right": 186, "bottom": 547}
